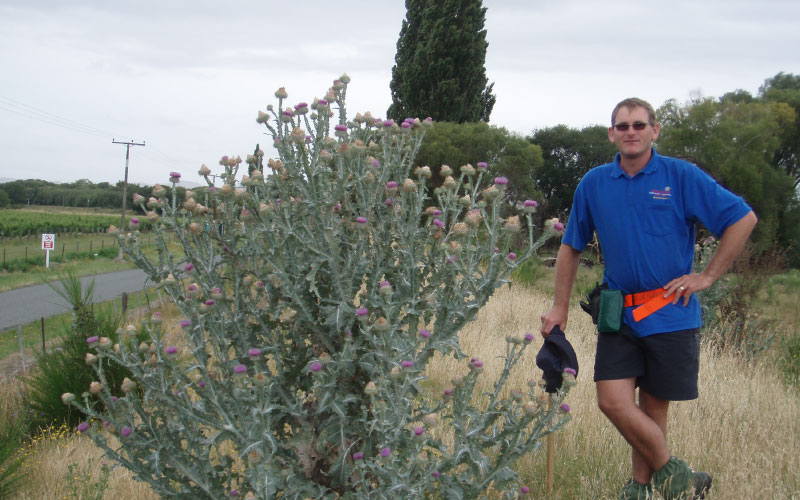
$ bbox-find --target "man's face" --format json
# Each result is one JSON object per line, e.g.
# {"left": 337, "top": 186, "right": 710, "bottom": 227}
{"left": 608, "top": 106, "right": 660, "bottom": 160}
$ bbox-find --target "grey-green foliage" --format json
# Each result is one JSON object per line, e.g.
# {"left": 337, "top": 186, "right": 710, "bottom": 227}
{"left": 68, "top": 75, "right": 572, "bottom": 499}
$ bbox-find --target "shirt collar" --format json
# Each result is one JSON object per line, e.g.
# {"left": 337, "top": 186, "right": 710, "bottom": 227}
{"left": 611, "top": 148, "right": 660, "bottom": 178}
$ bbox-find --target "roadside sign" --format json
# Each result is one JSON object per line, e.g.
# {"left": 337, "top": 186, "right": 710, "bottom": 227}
{"left": 42, "top": 233, "right": 55, "bottom": 250}
{"left": 42, "top": 233, "right": 55, "bottom": 268}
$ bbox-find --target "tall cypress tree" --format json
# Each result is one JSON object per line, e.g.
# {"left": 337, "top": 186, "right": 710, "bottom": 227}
{"left": 388, "top": 0, "right": 495, "bottom": 123}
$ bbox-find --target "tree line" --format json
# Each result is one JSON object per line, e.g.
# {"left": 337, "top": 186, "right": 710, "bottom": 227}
{"left": 0, "top": 178, "right": 188, "bottom": 211}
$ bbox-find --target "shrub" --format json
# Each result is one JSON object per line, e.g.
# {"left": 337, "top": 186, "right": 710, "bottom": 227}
{"left": 68, "top": 76, "right": 572, "bottom": 499}
{"left": 696, "top": 239, "right": 783, "bottom": 357}
{"left": 0, "top": 411, "right": 27, "bottom": 499}
{"left": 25, "top": 273, "right": 134, "bottom": 430}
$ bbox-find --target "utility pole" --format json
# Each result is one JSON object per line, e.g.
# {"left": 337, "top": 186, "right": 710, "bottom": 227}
{"left": 112, "top": 139, "right": 145, "bottom": 260}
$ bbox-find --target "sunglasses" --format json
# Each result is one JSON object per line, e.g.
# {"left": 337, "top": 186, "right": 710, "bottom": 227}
{"left": 613, "top": 121, "right": 651, "bottom": 132}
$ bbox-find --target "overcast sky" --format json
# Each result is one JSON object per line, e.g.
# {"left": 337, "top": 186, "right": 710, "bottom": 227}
{"left": 1, "top": 0, "right": 798, "bottom": 187}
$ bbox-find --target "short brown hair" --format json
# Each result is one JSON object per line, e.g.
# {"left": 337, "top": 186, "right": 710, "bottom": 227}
{"left": 611, "top": 98, "right": 656, "bottom": 125}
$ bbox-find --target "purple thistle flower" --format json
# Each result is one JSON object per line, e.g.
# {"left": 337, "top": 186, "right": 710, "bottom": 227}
{"left": 523, "top": 199, "right": 539, "bottom": 208}
{"left": 401, "top": 121, "right": 411, "bottom": 129}
{"left": 170, "top": 171, "right": 181, "bottom": 180}
{"left": 310, "top": 361, "right": 323, "bottom": 372}
{"left": 418, "top": 329, "right": 431, "bottom": 338}
{"left": 432, "top": 470, "right": 440, "bottom": 478}
{"left": 356, "top": 307, "right": 368, "bottom": 317}
{"left": 493, "top": 247, "right": 499, "bottom": 253}
{"left": 371, "top": 158, "right": 380, "bottom": 168}
{"left": 564, "top": 367, "right": 577, "bottom": 376}
{"left": 433, "top": 209, "right": 442, "bottom": 216}
{"left": 234, "top": 364, "right": 247, "bottom": 376}
{"left": 86, "top": 336, "right": 99, "bottom": 344}
{"left": 185, "top": 263, "right": 194, "bottom": 272}
{"left": 386, "top": 181, "right": 398, "bottom": 191}
{"left": 477, "top": 162, "right": 488, "bottom": 169}
{"left": 180, "top": 319, "right": 191, "bottom": 329}
{"left": 197, "top": 380, "right": 206, "bottom": 387}
{"left": 494, "top": 176, "right": 509, "bottom": 186}
{"left": 401, "top": 360, "right": 414, "bottom": 369}
{"left": 446, "top": 256, "right": 458, "bottom": 264}
{"left": 433, "top": 219, "right": 444, "bottom": 228}
{"left": 164, "top": 346, "right": 179, "bottom": 357}
{"left": 413, "top": 425, "right": 425, "bottom": 436}
{"left": 103, "top": 421, "right": 110, "bottom": 427}
{"left": 382, "top": 119, "right": 395, "bottom": 128}
{"left": 121, "top": 427, "right": 132, "bottom": 437}
{"left": 385, "top": 197, "right": 393, "bottom": 207}
{"left": 444, "top": 388, "right": 453, "bottom": 397}
{"left": 356, "top": 216, "right": 367, "bottom": 224}
{"left": 130, "top": 217, "right": 140, "bottom": 227}
{"left": 380, "top": 447, "right": 391, "bottom": 457}
{"left": 318, "top": 99, "right": 328, "bottom": 106}
{"left": 334, "top": 124, "right": 348, "bottom": 131}
{"left": 353, "top": 451, "right": 364, "bottom": 460}
{"left": 205, "top": 299, "right": 215, "bottom": 306}
{"left": 248, "top": 348, "right": 262, "bottom": 359}
{"left": 560, "top": 403, "right": 571, "bottom": 413}
{"left": 521, "top": 485, "right": 530, "bottom": 494}
{"left": 77, "top": 422, "right": 89, "bottom": 433}
{"left": 524, "top": 333, "right": 535, "bottom": 343}
{"left": 508, "top": 252, "right": 517, "bottom": 261}
{"left": 554, "top": 222, "right": 565, "bottom": 231}
{"left": 230, "top": 491, "right": 239, "bottom": 497}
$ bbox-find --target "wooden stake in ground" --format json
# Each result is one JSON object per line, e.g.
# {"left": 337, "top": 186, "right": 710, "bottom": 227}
{"left": 547, "top": 393, "right": 555, "bottom": 495}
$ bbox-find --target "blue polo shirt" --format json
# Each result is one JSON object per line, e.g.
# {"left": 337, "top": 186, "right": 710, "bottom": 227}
{"left": 563, "top": 149, "right": 752, "bottom": 337}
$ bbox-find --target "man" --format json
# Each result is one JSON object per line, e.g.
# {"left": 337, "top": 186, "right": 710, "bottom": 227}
{"left": 540, "top": 98, "right": 757, "bottom": 500}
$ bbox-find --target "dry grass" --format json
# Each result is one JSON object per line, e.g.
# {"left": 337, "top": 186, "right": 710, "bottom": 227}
{"left": 4, "top": 284, "right": 799, "bottom": 499}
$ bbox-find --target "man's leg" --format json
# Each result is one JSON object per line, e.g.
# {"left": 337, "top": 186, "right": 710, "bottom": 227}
{"left": 596, "top": 378, "right": 671, "bottom": 484}
{"left": 632, "top": 389, "right": 669, "bottom": 483}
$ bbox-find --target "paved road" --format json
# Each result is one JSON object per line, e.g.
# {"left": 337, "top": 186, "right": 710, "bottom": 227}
{"left": 0, "top": 269, "right": 155, "bottom": 331}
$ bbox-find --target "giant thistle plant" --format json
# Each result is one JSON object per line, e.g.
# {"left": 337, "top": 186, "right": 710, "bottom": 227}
{"left": 66, "top": 75, "right": 574, "bottom": 499}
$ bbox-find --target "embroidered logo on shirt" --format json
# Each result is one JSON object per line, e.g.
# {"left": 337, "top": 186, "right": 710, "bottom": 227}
{"left": 649, "top": 186, "right": 672, "bottom": 200}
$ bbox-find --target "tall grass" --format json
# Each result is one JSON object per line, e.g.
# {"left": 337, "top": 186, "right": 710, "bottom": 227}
{"left": 4, "top": 284, "right": 799, "bottom": 499}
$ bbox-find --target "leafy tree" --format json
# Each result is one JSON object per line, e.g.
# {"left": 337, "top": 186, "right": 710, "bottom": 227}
{"left": 0, "top": 188, "right": 10, "bottom": 208}
{"left": 388, "top": 0, "right": 495, "bottom": 123}
{"left": 529, "top": 125, "right": 618, "bottom": 220}
{"left": 759, "top": 72, "right": 800, "bottom": 189}
{"left": 657, "top": 96, "right": 795, "bottom": 251}
{"left": 414, "top": 121, "right": 543, "bottom": 207}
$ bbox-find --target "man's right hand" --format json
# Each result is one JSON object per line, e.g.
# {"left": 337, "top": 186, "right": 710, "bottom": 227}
{"left": 540, "top": 306, "right": 568, "bottom": 339}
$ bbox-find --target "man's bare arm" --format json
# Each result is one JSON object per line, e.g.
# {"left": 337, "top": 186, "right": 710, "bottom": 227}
{"left": 664, "top": 210, "right": 758, "bottom": 305}
{"left": 540, "top": 243, "right": 582, "bottom": 337}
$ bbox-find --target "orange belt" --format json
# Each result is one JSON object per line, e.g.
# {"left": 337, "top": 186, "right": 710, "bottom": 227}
{"left": 624, "top": 288, "right": 673, "bottom": 322}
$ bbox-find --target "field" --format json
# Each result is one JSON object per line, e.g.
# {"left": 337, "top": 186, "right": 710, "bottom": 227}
{"left": 0, "top": 208, "right": 152, "bottom": 238}
{"left": 2, "top": 278, "right": 798, "bottom": 499}
{"left": 0, "top": 206, "right": 798, "bottom": 499}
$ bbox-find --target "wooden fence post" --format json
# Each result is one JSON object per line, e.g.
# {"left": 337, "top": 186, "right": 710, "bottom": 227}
{"left": 17, "top": 326, "right": 26, "bottom": 372}
{"left": 41, "top": 316, "right": 46, "bottom": 354}
{"left": 122, "top": 292, "right": 128, "bottom": 318}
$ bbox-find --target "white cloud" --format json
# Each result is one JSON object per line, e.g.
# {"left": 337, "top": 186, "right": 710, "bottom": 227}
{"left": 0, "top": 1, "right": 798, "bottom": 185}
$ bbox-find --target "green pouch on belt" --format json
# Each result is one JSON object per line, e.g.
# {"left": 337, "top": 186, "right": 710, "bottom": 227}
{"left": 597, "top": 289, "right": 624, "bottom": 333}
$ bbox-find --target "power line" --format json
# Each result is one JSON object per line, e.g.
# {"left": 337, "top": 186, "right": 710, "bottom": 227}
{"left": 0, "top": 95, "right": 121, "bottom": 138}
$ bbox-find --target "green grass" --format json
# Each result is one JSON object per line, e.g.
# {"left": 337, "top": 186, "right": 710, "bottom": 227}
{"left": 0, "top": 288, "right": 157, "bottom": 361}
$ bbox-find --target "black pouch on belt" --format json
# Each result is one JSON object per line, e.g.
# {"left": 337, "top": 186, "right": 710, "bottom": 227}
{"left": 580, "top": 282, "right": 607, "bottom": 325}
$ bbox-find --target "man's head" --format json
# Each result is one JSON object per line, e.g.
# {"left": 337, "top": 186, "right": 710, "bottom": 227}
{"left": 611, "top": 98, "right": 656, "bottom": 126}
{"left": 608, "top": 98, "right": 660, "bottom": 162}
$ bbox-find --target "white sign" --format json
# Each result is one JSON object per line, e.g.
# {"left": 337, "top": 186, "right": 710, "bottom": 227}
{"left": 42, "top": 233, "right": 55, "bottom": 269}
{"left": 42, "top": 233, "right": 55, "bottom": 250}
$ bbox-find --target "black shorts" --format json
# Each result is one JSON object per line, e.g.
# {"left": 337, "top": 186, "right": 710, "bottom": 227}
{"left": 594, "top": 324, "right": 701, "bottom": 401}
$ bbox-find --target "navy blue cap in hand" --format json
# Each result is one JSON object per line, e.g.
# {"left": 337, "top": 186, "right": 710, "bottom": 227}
{"left": 535, "top": 326, "right": 579, "bottom": 393}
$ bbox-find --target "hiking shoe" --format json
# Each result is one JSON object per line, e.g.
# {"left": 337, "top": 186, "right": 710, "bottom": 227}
{"left": 620, "top": 478, "right": 652, "bottom": 500}
{"left": 652, "top": 456, "right": 713, "bottom": 499}
{"left": 690, "top": 470, "right": 712, "bottom": 499}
